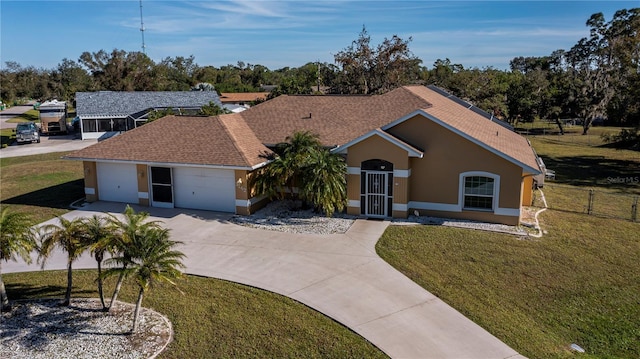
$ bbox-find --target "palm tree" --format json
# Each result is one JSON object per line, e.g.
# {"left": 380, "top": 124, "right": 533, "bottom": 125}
{"left": 0, "top": 208, "right": 36, "bottom": 312}
{"left": 105, "top": 205, "right": 163, "bottom": 312}
{"left": 281, "top": 131, "right": 322, "bottom": 165}
{"left": 253, "top": 131, "right": 322, "bottom": 200}
{"left": 251, "top": 155, "right": 294, "bottom": 200}
{"left": 104, "top": 227, "right": 184, "bottom": 332}
{"left": 253, "top": 130, "right": 347, "bottom": 215}
{"left": 300, "top": 149, "right": 347, "bottom": 216}
{"left": 82, "top": 215, "right": 113, "bottom": 310}
{"left": 39, "top": 216, "right": 88, "bottom": 306}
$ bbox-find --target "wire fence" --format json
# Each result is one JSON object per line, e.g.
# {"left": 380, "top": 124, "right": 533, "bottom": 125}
{"left": 541, "top": 183, "right": 639, "bottom": 222}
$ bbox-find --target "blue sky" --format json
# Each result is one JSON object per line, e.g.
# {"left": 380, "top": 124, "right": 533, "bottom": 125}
{"left": 1, "top": 1, "right": 638, "bottom": 71}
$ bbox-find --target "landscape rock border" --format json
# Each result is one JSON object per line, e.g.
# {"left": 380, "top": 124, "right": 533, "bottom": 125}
{"left": 231, "top": 199, "right": 530, "bottom": 236}
{"left": 0, "top": 298, "right": 173, "bottom": 359}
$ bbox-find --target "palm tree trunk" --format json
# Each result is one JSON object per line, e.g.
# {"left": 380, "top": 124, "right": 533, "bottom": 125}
{"left": 132, "top": 287, "right": 144, "bottom": 333}
{"left": 63, "top": 259, "right": 72, "bottom": 306}
{"left": 0, "top": 265, "right": 10, "bottom": 313}
{"left": 108, "top": 264, "right": 127, "bottom": 312}
{"left": 96, "top": 254, "right": 106, "bottom": 311}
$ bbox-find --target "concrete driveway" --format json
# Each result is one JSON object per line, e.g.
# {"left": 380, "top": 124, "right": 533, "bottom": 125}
{"left": 3, "top": 202, "right": 524, "bottom": 359}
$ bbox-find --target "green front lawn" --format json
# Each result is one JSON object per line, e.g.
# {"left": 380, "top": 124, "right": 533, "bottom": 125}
{"left": 377, "top": 125, "right": 640, "bottom": 358}
{"left": 377, "top": 213, "right": 639, "bottom": 358}
{"left": 5, "top": 270, "right": 386, "bottom": 358}
{"left": 0, "top": 151, "right": 84, "bottom": 223}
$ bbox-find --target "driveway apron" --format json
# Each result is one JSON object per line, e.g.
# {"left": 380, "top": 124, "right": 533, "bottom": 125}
{"left": 4, "top": 202, "right": 524, "bottom": 359}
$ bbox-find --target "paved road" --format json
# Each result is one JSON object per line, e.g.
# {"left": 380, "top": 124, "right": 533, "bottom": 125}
{"left": 0, "top": 104, "right": 96, "bottom": 157}
{"left": 4, "top": 202, "right": 525, "bottom": 359}
{"left": 0, "top": 134, "right": 97, "bottom": 158}
{"left": 0, "top": 105, "right": 34, "bottom": 129}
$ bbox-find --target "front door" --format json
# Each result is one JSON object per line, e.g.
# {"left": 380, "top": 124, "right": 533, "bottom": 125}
{"left": 150, "top": 166, "right": 174, "bottom": 208}
{"left": 360, "top": 159, "right": 394, "bottom": 218}
{"left": 364, "top": 171, "right": 389, "bottom": 217}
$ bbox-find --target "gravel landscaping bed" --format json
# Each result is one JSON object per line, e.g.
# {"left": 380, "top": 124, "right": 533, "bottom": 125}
{"left": 231, "top": 200, "right": 528, "bottom": 236}
{"left": 0, "top": 299, "right": 172, "bottom": 359}
{"left": 231, "top": 200, "right": 357, "bottom": 235}
{"left": 392, "top": 215, "right": 529, "bottom": 235}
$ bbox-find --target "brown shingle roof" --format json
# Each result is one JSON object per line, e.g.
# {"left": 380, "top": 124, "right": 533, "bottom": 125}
{"left": 66, "top": 115, "right": 270, "bottom": 168}
{"left": 239, "top": 89, "right": 432, "bottom": 146}
{"left": 68, "top": 86, "right": 539, "bottom": 173}
{"left": 400, "top": 85, "right": 540, "bottom": 173}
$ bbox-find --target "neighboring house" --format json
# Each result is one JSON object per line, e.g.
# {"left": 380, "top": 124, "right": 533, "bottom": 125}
{"left": 219, "top": 92, "right": 269, "bottom": 113}
{"left": 67, "top": 85, "right": 541, "bottom": 225}
{"left": 75, "top": 91, "right": 224, "bottom": 140}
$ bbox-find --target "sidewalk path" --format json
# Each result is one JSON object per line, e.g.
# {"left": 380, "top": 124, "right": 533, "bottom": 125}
{"left": 3, "top": 202, "right": 525, "bottom": 359}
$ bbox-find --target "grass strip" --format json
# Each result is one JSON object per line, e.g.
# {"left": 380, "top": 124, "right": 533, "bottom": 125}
{"left": 5, "top": 270, "right": 387, "bottom": 358}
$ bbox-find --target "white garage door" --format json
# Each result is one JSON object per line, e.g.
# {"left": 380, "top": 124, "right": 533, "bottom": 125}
{"left": 173, "top": 167, "right": 236, "bottom": 212}
{"left": 97, "top": 162, "right": 138, "bottom": 204}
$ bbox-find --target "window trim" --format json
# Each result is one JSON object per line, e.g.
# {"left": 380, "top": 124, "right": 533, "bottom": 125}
{"left": 459, "top": 171, "right": 499, "bottom": 212}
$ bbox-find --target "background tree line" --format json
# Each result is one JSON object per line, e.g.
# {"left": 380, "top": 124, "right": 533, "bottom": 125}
{"left": 2, "top": 8, "right": 638, "bottom": 133}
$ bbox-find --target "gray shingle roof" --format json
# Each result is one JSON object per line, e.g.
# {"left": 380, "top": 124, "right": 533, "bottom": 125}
{"left": 75, "top": 91, "right": 222, "bottom": 117}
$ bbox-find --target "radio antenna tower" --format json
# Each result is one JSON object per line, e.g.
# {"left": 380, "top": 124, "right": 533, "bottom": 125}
{"left": 139, "top": 0, "right": 146, "bottom": 53}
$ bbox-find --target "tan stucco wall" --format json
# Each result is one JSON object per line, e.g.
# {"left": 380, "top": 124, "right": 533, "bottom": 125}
{"left": 248, "top": 196, "right": 270, "bottom": 214}
{"left": 387, "top": 114, "right": 524, "bottom": 211}
{"left": 235, "top": 170, "right": 249, "bottom": 201}
{"left": 345, "top": 135, "right": 409, "bottom": 169}
{"left": 393, "top": 177, "right": 409, "bottom": 204}
{"left": 346, "top": 173, "right": 361, "bottom": 215}
{"left": 521, "top": 176, "right": 534, "bottom": 206}
{"left": 346, "top": 174, "right": 360, "bottom": 202}
{"left": 234, "top": 170, "right": 251, "bottom": 215}
{"left": 239, "top": 169, "right": 272, "bottom": 215}
{"left": 347, "top": 206, "right": 360, "bottom": 216}
{"left": 136, "top": 164, "right": 149, "bottom": 206}
{"left": 83, "top": 161, "right": 98, "bottom": 202}
{"left": 345, "top": 135, "right": 412, "bottom": 217}
{"left": 136, "top": 165, "right": 148, "bottom": 193}
{"left": 341, "top": 116, "right": 528, "bottom": 223}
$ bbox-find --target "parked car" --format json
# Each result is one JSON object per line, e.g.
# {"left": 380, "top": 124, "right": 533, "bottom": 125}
{"left": 15, "top": 122, "right": 40, "bottom": 144}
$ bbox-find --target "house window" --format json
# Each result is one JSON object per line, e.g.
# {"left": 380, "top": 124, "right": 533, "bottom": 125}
{"left": 82, "top": 119, "right": 97, "bottom": 132}
{"left": 463, "top": 176, "right": 495, "bottom": 210}
{"left": 97, "top": 119, "right": 112, "bottom": 132}
{"left": 113, "top": 119, "right": 127, "bottom": 131}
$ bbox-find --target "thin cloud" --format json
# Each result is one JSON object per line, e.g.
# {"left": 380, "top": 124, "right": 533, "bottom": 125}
{"left": 198, "top": 0, "right": 290, "bottom": 18}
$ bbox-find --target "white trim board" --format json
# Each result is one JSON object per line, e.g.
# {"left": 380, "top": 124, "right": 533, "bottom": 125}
{"left": 236, "top": 195, "right": 268, "bottom": 208}
{"left": 66, "top": 157, "right": 268, "bottom": 171}
{"left": 407, "top": 201, "right": 520, "bottom": 217}
{"left": 347, "top": 167, "right": 411, "bottom": 178}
